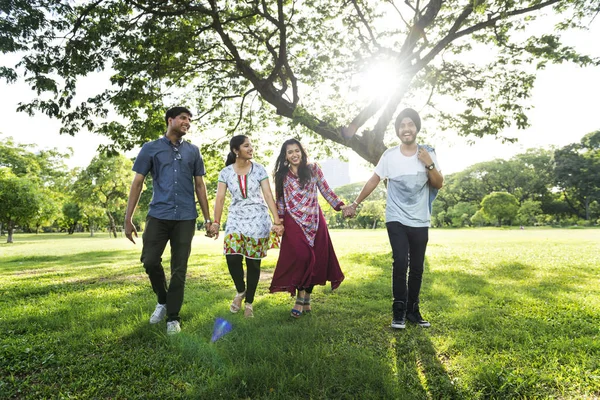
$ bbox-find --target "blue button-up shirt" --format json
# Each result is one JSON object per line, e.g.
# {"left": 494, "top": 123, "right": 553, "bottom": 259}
{"left": 132, "top": 136, "right": 206, "bottom": 220}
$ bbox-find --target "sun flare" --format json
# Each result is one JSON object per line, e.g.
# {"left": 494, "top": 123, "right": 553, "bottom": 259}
{"left": 356, "top": 61, "right": 398, "bottom": 99}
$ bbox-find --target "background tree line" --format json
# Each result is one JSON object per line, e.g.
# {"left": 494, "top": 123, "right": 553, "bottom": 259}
{"left": 322, "top": 130, "right": 600, "bottom": 229}
{"left": 1, "top": 129, "right": 598, "bottom": 243}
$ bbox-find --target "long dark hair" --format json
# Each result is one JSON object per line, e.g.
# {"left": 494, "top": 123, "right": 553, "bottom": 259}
{"left": 225, "top": 135, "right": 248, "bottom": 166}
{"left": 273, "top": 139, "right": 311, "bottom": 200}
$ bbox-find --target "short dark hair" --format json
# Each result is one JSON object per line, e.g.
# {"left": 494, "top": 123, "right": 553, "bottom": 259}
{"left": 165, "top": 107, "right": 192, "bottom": 127}
{"left": 394, "top": 108, "right": 421, "bottom": 133}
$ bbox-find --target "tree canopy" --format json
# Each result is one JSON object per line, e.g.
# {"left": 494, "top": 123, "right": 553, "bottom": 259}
{"left": 481, "top": 191, "right": 520, "bottom": 226}
{"left": 2, "top": 0, "right": 599, "bottom": 164}
{"left": 554, "top": 130, "right": 600, "bottom": 219}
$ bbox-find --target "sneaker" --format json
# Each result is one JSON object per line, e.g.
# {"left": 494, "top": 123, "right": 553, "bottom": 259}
{"left": 149, "top": 303, "right": 167, "bottom": 324}
{"left": 244, "top": 303, "right": 254, "bottom": 318}
{"left": 166, "top": 320, "right": 181, "bottom": 335}
{"left": 406, "top": 306, "right": 431, "bottom": 328}
{"left": 391, "top": 301, "right": 406, "bottom": 329}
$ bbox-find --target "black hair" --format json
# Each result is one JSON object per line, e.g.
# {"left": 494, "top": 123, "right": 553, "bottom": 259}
{"left": 273, "top": 139, "right": 311, "bottom": 200}
{"left": 225, "top": 135, "right": 249, "bottom": 166}
{"left": 394, "top": 108, "right": 421, "bottom": 133}
{"left": 165, "top": 106, "right": 192, "bottom": 127}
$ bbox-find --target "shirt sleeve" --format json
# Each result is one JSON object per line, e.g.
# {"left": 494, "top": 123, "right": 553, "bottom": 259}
{"left": 193, "top": 146, "right": 206, "bottom": 177}
{"left": 374, "top": 151, "right": 387, "bottom": 179}
{"left": 255, "top": 163, "right": 268, "bottom": 182}
{"left": 313, "top": 163, "right": 344, "bottom": 210}
{"left": 276, "top": 196, "right": 285, "bottom": 219}
{"left": 430, "top": 151, "right": 441, "bottom": 172}
{"left": 132, "top": 143, "right": 152, "bottom": 176}
{"left": 218, "top": 168, "right": 227, "bottom": 185}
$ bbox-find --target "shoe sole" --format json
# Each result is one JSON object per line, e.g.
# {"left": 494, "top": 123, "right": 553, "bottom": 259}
{"left": 390, "top": 323, "right": 406, "bottom": 329}
{"left": 149, "top": 312, "right": 167, "bottom": 324}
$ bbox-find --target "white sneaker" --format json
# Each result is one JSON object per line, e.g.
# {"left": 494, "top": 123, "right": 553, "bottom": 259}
{"left": 149, "top": 304, "right": 167, "bottom": 324}
{"left": 166, "top": 320, "right": 181, "bottom": 335}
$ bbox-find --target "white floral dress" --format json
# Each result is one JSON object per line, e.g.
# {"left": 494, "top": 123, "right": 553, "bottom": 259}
{"left": 218, "top": 162, "right": 279, "bottom": 259}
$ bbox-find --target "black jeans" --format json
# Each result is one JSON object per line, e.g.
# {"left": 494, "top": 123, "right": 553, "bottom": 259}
{"left": 386, "top": 221, "right": 429, "bottom": 308}
{"left": 226, "top": 255, "right": 262, "bottom": 304}
{"left": 141, "top": 217, "right": 196, "bottom": 322}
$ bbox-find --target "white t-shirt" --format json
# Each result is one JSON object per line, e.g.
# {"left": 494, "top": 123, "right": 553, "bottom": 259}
{"left": 374, "top": 144, "right": 441, "bottom": 227}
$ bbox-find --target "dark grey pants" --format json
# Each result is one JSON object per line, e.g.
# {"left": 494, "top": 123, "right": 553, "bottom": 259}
{"left": 141, "top": 217, "right": 196, "bottom": 322}
{"left": 386, "top": 221, "right": 429, "bottom": 308}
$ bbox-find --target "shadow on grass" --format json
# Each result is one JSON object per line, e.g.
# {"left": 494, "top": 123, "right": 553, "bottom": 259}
{"left": 1, "top": 250, "right": 138, "bottom": 273}
{"left": 2, "top": 236, "right": 598, "bottom": 399}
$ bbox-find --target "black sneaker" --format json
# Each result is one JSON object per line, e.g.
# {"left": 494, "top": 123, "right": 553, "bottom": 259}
{"left": 391, "top": 301, "right": 406, "bottom": 329}
{"left": 406, "top": 307, "right": 431, "bottom": 327}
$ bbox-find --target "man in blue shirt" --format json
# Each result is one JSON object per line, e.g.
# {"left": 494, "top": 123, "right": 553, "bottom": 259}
{"left": 124, "top": 106, "right": 212, "bottom": 335}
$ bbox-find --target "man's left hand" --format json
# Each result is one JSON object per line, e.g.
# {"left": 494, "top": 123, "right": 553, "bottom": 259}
{"left": 204, "top": 222, "right": 213, "bottom": 238}
{"left": 417, "top": 147, "right": 433, "bottom": 167}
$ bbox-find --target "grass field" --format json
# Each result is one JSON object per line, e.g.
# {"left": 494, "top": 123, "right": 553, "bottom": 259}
{"left": 1, "top": 228, "right": 599, "bottom": 399}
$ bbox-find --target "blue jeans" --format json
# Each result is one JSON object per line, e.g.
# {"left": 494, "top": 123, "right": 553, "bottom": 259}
{"left": 386, "top": 221, "right": 428, "bottom": 308}
{"left": 141, "top": 217, "right": 196, "bottom": 322}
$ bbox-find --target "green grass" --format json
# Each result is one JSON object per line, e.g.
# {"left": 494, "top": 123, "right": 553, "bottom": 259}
{"left": 1, "top": 229, "right": 599, "bottom": 399}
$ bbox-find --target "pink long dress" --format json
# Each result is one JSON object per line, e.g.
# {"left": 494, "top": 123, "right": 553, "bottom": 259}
{"left": 269, "top": 163, "right": 345, "bottom": 296}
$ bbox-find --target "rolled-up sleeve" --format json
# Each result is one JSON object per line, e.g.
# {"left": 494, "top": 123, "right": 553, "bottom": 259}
{"left": 193, "top": 147, "right": 206, "bottom": 176}
{"left": 132, "top": 144, "right": 152, "bottom": 176}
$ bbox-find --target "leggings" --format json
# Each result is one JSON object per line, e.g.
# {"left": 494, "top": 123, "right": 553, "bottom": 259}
{"left": 226, "top": 254, "right": 262, "bottom": 304}
{"left": 299, "top": 285, "right": 314, "bottom": 295}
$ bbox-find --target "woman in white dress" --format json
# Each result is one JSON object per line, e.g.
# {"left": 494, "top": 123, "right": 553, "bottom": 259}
{"left": 210, "top": 135, "right": 283, "bottom": 318}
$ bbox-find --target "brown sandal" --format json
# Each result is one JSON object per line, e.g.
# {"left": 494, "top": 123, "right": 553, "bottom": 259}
{"left": 230, "top": 291, "right": 246, "bottom": 313}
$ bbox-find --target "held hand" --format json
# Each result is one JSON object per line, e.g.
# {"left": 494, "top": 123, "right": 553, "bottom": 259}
{"left": 272, "top": 224, "right": 284, "bottom": 236}
{"left": 124, "top": 220, "right": 137, "bottom": 244}
{"left": 204, "top": 222, "right": 214, "bottom": 238}
{"left": 209, "top": 223, "right": 220, "bottom": 240}
{"left": 417, "top": 147, "right": 433, "bottom": 167}
{"left": 341, "top": 205, "right": 356, "bottom": 218}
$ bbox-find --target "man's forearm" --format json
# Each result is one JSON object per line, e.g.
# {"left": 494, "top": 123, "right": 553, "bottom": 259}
{"left": 125, "top": 181, "right": 144, "bottom": 221}
{"left": 428, "top": 169, "right": 444, "bottom": 189}
{"left": 354, "top": 174, "right": 380, "bottom": 205}
{"left": 196, "top": 188, "right": 211, "bottom": 220}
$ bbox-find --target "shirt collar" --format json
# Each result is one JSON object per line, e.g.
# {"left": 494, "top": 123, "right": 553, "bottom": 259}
{"left": 162, "top": 135, "right": 183, "bottom": 147}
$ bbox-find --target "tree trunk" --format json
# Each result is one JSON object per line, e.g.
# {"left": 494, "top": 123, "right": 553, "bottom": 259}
{"left": 0, "top": 222, "right": 4, "bottom": 236}
{"left": 585, "top": 197, "right": 590, "bottom": 220}
{"left": 106, "top": 211, "right": 117, "bottom": 238}
{"left": 89, "top": 217, "right": 95, "bottom": 237}
{"left": 7, "top": 221, "right": 14, "bottom": 243}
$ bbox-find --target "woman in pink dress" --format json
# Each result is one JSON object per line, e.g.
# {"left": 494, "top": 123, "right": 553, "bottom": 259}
{"left": 269, "top": 139, "right": 346, "bottom": 318}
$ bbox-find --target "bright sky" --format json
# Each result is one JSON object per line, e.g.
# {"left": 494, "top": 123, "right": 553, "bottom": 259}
{"left": 1, "top": 21, "right": 598, "bottom": 179}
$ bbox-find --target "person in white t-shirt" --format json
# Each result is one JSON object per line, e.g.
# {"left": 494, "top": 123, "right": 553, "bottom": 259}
{"left": 345, "top": 108, "right": 444, "bottom": 329}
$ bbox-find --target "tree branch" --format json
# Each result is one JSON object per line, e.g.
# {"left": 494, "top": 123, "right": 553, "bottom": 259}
{"left": 417, "top": 0, "right": 562, "bottom": 69}
{"left": 231, "top": 88, "right": 258, "bottom": 132}
{"left": 351, "top": 0, "right": 380, "bottom": 48}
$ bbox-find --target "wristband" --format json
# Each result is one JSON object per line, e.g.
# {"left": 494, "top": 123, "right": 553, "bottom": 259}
{"left": 352, "top": 201, "right": 360, "bottom": 207}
